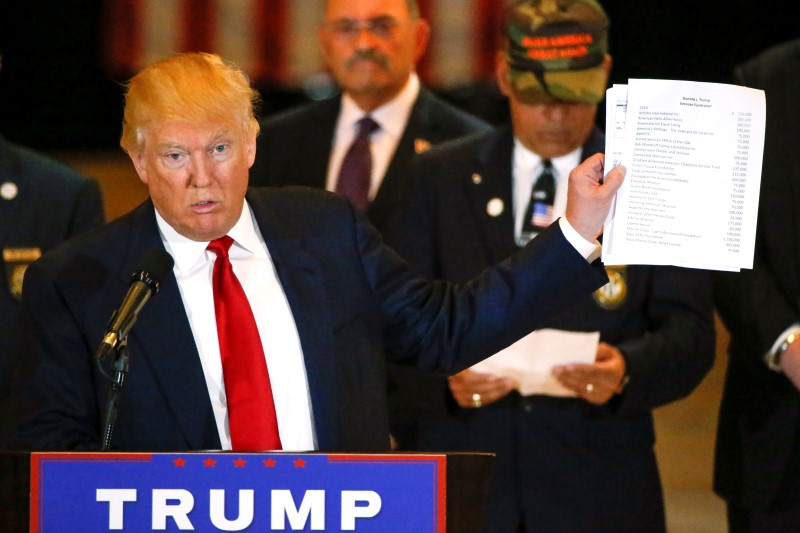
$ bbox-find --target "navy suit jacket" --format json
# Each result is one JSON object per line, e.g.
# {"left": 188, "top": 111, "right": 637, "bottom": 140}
{"left": 713, "top": 38, "right": 800, "bottom": 511}
{"left": 248, "top": 88, "right": 491, "bottom": 234}
{"left": 8, "top": 186, "right": 607, "bottom": 452}
{"left": 0, "top": 136, "right": 103, "bottom": 414}
{"left": 383, "top": 125, "right": 715, "bottom": 532}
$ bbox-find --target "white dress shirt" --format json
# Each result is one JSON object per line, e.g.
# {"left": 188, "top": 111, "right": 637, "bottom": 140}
{"left": 511, "top": 140, "right": 599, "bottom": 260}
{"left": 326, "top": 73, "right": 421, "bottom": 200}
{"left": 155, "top": 203, "right": 316, "bottom": 451}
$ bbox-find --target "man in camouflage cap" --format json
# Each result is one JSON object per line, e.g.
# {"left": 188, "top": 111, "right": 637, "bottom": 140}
{"left": 384, "top": 1, "right": 715, "bottom": 531}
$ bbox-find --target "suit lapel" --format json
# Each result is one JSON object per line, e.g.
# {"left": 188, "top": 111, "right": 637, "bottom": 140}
{"left": 121, "top": 202, "right": 220, "bottom": 449}
{"left": 247, "top": 191, "right": 340, "bottom": 450}
{"left": 369, "top": 89, "right": 434, "bottom": 231}
{"left": 288, "top": 99, "right": 340, "bottom": 189}
{"left": 467, "top": 126, "right": 518, "bottom": 262}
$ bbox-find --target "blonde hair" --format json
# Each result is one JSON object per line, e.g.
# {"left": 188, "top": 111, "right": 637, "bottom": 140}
{"left": 120, "top": 52, "right": 260, "bottom": 153}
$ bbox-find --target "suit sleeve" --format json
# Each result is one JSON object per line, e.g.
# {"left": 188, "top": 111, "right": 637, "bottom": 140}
{"left": 6, "top": 260, "right": 102, "bottom": 450}
{"left": 357, "top": 205, "right": 609, "bottom": 374}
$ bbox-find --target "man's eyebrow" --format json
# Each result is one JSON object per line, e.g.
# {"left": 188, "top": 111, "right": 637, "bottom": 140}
{"left": 156, "top": 141, "right": 186, "bottom": 151}
{"left": 207, "top": 130, "right": 233, "bottom": 145}
{"left": 154, "top": 131, "right": 233, "bottom": 151}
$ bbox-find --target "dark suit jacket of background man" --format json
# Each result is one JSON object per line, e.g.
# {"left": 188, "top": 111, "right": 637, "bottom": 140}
{"left": 384, "top": 125, "right": 715, "bottom": 532}
{"left": 713, "top": 38, "right": 800, "bottom": 512}
{"left": 7, "top": 186, "right": 608, "bottom": 452}
{"left": 0, "top": 136, "right": 103, "bottom": 414}
{"left": 248, "top": 88, "right": 491, "bottom": 234}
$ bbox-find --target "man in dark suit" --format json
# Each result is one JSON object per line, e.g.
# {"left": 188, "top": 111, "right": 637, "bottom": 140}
{"left": 6, "top": 51, "right": 624, "bottom": 453}
{"left": 713, "top": 38, "right": 800, "bottom": 532}
{"left": 384, "top": 2, "right": 715, "bottom": 532}
{"left": 247, "top": 0, "right": 490, "bottom": 234}
{"left": 0, "top": 129, "right": 104, "bottom": 427}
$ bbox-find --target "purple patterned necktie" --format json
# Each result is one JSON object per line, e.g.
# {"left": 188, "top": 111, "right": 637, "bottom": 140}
{"left": 335, "top": 116, "right": 380, "bottom": 212}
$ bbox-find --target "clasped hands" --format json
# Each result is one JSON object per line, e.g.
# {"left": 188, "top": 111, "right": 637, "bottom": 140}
{"left": 449, "top": 342, "right": 628, "bottom": 408}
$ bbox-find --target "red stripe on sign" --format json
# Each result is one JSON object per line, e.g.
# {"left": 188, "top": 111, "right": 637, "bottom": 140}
{"left": 181, "top": 0, "right": 216, "bottom": 52}
{"left": 101, "top": 0, "right": 142, "bottom": 79}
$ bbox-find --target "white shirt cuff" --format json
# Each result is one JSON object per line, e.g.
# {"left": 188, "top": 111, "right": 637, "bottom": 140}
{"left": 559, "top": 217, "right": 602, "bottom": 263}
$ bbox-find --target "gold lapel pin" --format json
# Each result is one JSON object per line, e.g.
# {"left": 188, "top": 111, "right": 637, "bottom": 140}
{"left": 414, "top": 138, "right": 432, "bottom": 154}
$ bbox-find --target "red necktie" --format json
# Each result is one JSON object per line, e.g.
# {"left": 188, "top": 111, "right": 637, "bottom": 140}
{"left": 335, "top": 116, "right": 379, "bottom": 212}
{"left": 207, "top": 236, "right": 282, "bottom": 451}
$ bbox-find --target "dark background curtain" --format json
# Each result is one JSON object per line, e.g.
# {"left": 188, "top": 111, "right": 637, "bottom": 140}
{"left": 0, "top": 0, "right": 794, "bottom": 151}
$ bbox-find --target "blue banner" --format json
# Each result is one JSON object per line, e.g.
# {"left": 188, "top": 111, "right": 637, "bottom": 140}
{"left": 31, "top": 453, "right": 446, "bottom": 532}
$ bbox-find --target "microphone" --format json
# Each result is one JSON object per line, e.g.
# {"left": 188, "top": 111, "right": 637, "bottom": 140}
{"left": 94, "top": 248, "right": 174, "bottom": 361}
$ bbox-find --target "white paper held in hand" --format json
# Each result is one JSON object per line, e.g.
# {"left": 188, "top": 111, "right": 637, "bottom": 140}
{"left": 470, "top": 328, "right": 600, "bottom": 397}
{"left": 602, "top": 79, "right": 765, "bottom": 272}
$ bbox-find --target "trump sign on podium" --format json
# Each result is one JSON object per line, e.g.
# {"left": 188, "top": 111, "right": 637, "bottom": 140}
{"left": 29, "top": 453, "right": 447, "bottom": 532}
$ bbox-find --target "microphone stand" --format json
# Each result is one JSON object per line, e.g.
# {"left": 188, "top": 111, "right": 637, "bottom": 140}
{"left": 100, "top": 337, "right": 130, "bottom": 451}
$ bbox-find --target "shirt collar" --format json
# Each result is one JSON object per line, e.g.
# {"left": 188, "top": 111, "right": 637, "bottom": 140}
{"left": 154, "top": 200, "right": 264, "bottom": 275}
{"left": 512, "top": 138, "right": 583, "bottom": 183}
{"left": 339, "top": 73, "right": 420, "bottom": 141}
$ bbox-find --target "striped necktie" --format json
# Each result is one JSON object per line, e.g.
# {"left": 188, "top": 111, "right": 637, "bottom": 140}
{"left": 335, "top": 116, "right": 380, "bottom": 212}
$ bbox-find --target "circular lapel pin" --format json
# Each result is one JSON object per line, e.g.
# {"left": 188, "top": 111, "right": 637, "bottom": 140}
{"left": 1, "top": 181, "right": 18, "bottom": 201}
{"left": 486, "top": 198, "right": 504, "bottom": 217}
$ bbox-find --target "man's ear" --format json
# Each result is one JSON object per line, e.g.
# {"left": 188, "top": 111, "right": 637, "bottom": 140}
{"left": 129, "top": 149, "right": 149, "bottom": 185}
{"left": 246, "top": 135, "right": 256, "bottom": 169}
{"left": 495, "top": 51, "right": 512, "bottom": 98}
{"left": 413, "top": 19, "right": 431, "bottom": 64}
{"left": 603, "top": 54, "right": 613, "bottom": 82}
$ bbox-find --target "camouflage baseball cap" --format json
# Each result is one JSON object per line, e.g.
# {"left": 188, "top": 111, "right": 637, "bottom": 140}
{"left": 505, "top": 0, "right": 609, "bottom": 104}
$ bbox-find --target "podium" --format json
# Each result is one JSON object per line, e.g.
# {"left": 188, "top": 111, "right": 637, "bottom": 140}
{"left": 1, "top": 451, "right": 493, "bottom": 532}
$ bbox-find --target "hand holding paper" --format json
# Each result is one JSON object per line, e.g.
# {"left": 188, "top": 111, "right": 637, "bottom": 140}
{"left": 469, "top": 329, "right": 600, "bottom": 398}
{"left": 551, "top": 342, "right": 628, "bottom": 405}
{"left": 566, "top": 153, "right": 627, "bottom": 242}
{"left": 447, "top": 370, "right": 516, "bottom": 409}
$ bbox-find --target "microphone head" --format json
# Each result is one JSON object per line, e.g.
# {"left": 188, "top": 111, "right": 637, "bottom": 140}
{"left": 130, "top": 248, "right": 175, "bottom": 293}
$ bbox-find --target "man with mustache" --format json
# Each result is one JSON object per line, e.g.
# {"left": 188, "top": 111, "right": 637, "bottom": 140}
{"left": 383, "top": 1, "right": 715, "bottom": 531}
{"left": 248, "top": 0, "right": 490, "bottom": 234}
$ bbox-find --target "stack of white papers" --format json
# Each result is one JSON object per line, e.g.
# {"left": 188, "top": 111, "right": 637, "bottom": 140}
{"left": 602, "top": 79, "right": 766, "bottom": 271}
